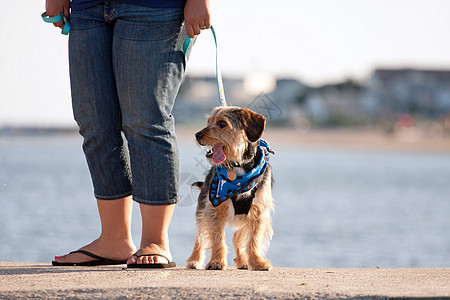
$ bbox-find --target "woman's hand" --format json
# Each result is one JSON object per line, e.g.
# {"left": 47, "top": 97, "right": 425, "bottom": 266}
{"left": 45, "top": 0, "right": 70, "bottom": 29}
{"left": 184, "top": 0, "right": 211, "bottom": 38}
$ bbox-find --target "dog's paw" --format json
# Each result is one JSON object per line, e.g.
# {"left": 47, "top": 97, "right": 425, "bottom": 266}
{"left": 234, "top": 258, "right": 248, "bottom": 270}
{"left": 186, "top": 261, "right": 203, "bottom": 269}
{"left": 206, "top": 260, "right": 227, "bottom": 270}
{"left": 249, "top": 260, "right": 272, "bottom": 271}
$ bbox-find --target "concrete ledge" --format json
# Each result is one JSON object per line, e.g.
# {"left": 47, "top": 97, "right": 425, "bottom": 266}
{"left": 0, "top": 262, "right": 449, "bottom": 299}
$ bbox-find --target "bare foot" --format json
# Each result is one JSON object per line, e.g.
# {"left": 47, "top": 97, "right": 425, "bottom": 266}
{"left": 127, "top": 243, "right": 172, "bottom": 265}
{"left": 54, "top": 237, "right": 136, "bottom": 264}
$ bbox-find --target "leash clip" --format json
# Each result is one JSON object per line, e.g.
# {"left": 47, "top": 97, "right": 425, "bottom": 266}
{"left": 41, "top": 12, "right": 70, "bottom": 35}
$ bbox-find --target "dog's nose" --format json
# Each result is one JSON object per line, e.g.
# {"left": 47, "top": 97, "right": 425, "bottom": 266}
{"left": 195, "top": 131, "right": 204, "bottom": 140}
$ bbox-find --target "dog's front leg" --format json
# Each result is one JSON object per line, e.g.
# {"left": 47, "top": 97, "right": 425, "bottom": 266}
{"left": 233, "top": 227, "right": 248, "bottom": 269}
{"left": 205, "top": 204, "right": 229, "bottom": 270}
{"left": 246, "top": 207, "right": 273, "bottom": 271}
{"left": 186, "top": 233, "right": 206, "bottom": 269}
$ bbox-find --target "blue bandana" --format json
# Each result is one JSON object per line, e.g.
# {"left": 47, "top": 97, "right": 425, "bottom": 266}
{"left": 209, "top": 140, "right": 272, "bottom": 207}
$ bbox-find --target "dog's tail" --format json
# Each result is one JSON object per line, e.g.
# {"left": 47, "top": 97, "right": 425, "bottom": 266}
{"left": 191, "top": 181, "right": 204, "bottom": 190}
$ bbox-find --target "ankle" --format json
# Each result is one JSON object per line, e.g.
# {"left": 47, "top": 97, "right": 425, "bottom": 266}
{"left": 140, "top": 239, "right": 170, "bottom": 252}
{"left": 97, "top": 232, "right": 134, "bottom": 245}
{"left": 141, "top": 230, "right": 169, "bottom": 245}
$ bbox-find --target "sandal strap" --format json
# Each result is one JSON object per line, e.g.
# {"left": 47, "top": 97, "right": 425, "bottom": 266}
{"left": 132, "top": 253, "right": 172, "bottom": 263}
{"left": 69, "top": 250, "right": 105, "bottom": 261}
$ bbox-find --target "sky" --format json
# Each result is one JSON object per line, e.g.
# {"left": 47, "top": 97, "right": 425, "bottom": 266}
{"left": 1, "top": 0, "right": 450, "bottom": 126}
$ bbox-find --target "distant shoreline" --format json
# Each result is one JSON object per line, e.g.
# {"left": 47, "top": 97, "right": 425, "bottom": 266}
{"left": 2, "top": 125, "right": 450, "bottom": 153}
{"left": 0, "top": 126, "right": 78, "bottom": 136}
{"left": 177, "top": 126, "right": 450, "bottom": 153}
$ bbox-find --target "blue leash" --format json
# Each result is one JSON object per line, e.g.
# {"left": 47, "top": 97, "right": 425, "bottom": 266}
{"left": 183, "top": 26, "right": 227, "bottom": 106}
{"left": 41, "top": 12, "right": 70, "bottom": 35}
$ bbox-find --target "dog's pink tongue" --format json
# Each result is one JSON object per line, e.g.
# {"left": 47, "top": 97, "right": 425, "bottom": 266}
{"left": 213, "top": 145, "right": 226, "bottom": 164}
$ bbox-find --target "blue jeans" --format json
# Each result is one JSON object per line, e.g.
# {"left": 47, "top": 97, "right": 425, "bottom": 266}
{"left": 69, "top": 2, "right": 191, "bottom": 205}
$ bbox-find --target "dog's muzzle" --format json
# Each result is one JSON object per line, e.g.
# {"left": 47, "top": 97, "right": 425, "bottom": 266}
{"left": 195, "top": 131, "right": 204, "bottom": 142}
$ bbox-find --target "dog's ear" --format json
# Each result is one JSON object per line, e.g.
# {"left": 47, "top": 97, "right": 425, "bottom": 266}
{"left": 240, "top": 108, "right": 266, "bottom": 142}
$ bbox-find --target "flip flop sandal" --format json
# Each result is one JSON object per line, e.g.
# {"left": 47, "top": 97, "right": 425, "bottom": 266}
{"left": 52, "top": 250, "right": 128, "bottom": 266}
{"left": 127, "top": 253, "right": 176, "bottom": 269}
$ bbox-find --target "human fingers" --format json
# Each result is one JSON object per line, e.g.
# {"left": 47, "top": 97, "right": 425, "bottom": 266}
{"left": 184, "top": 0, "right": 210, "bottom": 37}
{"left": 45, "top": 10, "right": 64, "bottom": 29}
{"left": 45, "top": 0, "right": 69, "bottom": 29}
{"left": 63, "top": 5, "right": 70, "bottom": 21}
{"left": 199, "top": 21, "right": 210, "bottom": 30}
{"left": 201, "top": 14, "right": 211, "bottom": 30}
{"left": 52, "top": 21, "right": 64, "bottom": 29}
{"left": 186, "top": 23, "right": 196, "bottom": 38}
{"left": 192, "top": 25, "right": 201, "bottom": 37}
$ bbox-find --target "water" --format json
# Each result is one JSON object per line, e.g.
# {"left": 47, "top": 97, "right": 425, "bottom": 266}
{"left": 0, "top": 133, "right": 449, "bottom": 268}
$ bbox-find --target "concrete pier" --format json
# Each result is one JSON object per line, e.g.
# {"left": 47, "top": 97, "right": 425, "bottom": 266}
{"left": 0, "top": 262, "right": 449, "bottom": 299}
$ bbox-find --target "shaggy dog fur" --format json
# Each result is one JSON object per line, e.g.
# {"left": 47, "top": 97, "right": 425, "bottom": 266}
{"left": 186, "top": 106, "right": 274, "bottom": 271}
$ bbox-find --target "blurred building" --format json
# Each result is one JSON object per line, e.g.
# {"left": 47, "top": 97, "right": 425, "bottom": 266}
{"left": 302, "top": 80, "right": 365, "bottom": 126}
{"left": 173, "top": 75, "right": 306, "bottom": 125}
{"left": 173, "top": 68, "right": 450, "bottom": 128}
{"left": 364, "top": 69, "right": 450, "bottom": 118}
{"left": 298, "top": 68, "right": 450, "bottom": 127}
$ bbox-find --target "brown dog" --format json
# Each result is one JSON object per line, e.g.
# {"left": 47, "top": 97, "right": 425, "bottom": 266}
{"left": 186, "top": 106, "right": 274, "bottom": 271}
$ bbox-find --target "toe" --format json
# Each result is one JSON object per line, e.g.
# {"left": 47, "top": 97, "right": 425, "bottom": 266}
{"left": 152, "top": 256, "right": 161, "bottom": 264}
{"left": 127, "top": 255, "right": 137, "bottom": 265}
{"left": 142, "top": 256, "right": 150, "bottom": 264}
{"left": 128, "top": 244, "right": 172, "bottom": 265}
{"left": 55, "top": 253, "right": 74, "bottom": 263}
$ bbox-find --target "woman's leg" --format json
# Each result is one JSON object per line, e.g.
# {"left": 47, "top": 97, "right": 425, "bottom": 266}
{"left": 55, "top": 197, "right": 136, "bottom": 263}
{"left": 127, "top": 204, "right": 175, "bottom": 264}
{"left": 54, "top": 4, "right": 136, "bottom": 263}
{"left": 112, "top": 4, "right": 188, "bottom": 264}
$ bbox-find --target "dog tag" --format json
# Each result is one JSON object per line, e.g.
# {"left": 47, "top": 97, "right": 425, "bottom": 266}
{"left": 227, "top": 170, "right": 236, "bottom": 180}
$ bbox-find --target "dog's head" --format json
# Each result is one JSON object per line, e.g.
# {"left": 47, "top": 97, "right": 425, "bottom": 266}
{"left": 195, "top": 106, "right": 266, "bottom": 167}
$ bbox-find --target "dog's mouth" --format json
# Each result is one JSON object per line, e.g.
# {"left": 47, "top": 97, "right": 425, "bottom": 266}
{"left": 206, "top": 145, "right": 226, "bottom": 164}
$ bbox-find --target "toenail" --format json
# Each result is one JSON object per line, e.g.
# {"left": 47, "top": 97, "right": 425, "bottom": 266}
{"left": 54, "top": 256, "right": 60, "bottom": 260}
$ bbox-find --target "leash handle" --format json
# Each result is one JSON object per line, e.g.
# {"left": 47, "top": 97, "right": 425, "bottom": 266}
{"left": 41, "top": 12, "right": 70, "bottom": 35}
{"left": 183, "top": 26, "right": 228, "bottom": 106}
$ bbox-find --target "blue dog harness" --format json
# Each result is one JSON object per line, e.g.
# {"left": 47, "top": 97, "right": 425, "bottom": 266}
{"left": 209, "top": 140, "right": 272, "bottom": 214}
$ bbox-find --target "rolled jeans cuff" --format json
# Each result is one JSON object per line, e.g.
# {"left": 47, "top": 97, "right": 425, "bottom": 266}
{"left": 133, "top": 196, "right": 179, "bottom": 206}
{"left": 95, "top": 191, "right": 133, "bottom": 201}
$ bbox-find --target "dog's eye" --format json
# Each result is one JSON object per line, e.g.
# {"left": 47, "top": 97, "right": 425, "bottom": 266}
{"left": 217, "top": 120, "right": 227, "bottom": 128}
